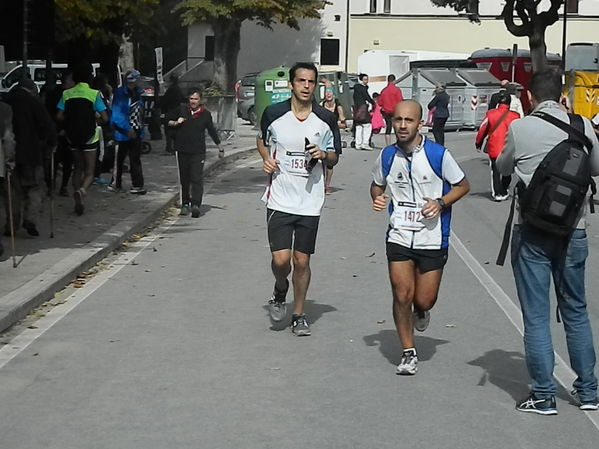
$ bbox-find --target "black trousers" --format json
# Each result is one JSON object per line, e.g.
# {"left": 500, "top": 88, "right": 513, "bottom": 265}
{"left": 113, "top": 138, "right": 144, "bottom": 189}
{"left": 177, "top": 152, "right": 205, "bottom": 206}
{"left": 432, "top": 117, "right": 448, "bottom": 146}
{"left": 490, "top": 158, "right": 511, "bottom": 197}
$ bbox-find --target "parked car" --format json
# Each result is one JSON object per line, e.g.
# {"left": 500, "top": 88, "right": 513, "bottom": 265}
{"left": 236, "top": 72, "right": 258, "bottom": 125}
{"left": 0, "top": 63, "right": 100, "bottom": 93}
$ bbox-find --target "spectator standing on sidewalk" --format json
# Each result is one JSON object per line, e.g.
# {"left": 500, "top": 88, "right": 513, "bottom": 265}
{"left": 3, "top": 79, "right": 56, "bottom": 236}
{"left": 427, "top": 85, "right": 450, "bottom": 146}
{"left": 167, "top": 88, "right": 224, "bottom": 218}
{"left": 352, "top": 73, "right": 375, "bottom": 150}
{"left": 161, "top": 75, "right": 186, "bottom": 154}
{"left": 497, "top": 69, "right": 599, "bottom": 415}
{"left": 0, "top": 100, "right": 15, "bottom": 256}
{"left": 320, "top": 86, "right": 346, "bottom": 195}
{"left": 109, "top": 69, "right": 146, "bottom": 195}
{"left": 377, "top": 74, "right": 403, "bottom": 146}
{"left": 57, "top": 62, "right": 108, "bottom": 215}
{"left": 474, "top": 93, "right": 519, "bottom": 201}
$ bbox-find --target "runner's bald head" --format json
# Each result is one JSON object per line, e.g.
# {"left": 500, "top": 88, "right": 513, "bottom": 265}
{"left": 394, "top": 100, "right": 423, "bottom": 121}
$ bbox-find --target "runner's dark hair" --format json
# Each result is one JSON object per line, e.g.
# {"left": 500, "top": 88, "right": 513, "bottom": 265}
{"left": 72, "top": 62, "right": 93, "bottom": 84}
{"left": 289, "top": 62, "right": 318, "bottom": 82}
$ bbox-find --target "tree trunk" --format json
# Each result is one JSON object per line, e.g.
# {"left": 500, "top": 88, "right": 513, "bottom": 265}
{"left": 529, "top": 23, "right": 548, "bottom": 72}
{"left": 211, "top": 17, "right": 242, "bottom": 94}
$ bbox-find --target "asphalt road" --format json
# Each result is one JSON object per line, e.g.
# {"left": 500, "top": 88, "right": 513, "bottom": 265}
{"left": 0, "top": 131, "right": 598, "bottom": 448}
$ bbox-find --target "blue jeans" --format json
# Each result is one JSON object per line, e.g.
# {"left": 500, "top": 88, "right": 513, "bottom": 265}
{"left": 511, "top": 225, "right": 597, "bottom": 400}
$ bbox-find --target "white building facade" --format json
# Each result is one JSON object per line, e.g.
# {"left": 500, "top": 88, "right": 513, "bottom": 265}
{"left": 185, "top": 1, "right": 599, "bottom": 79}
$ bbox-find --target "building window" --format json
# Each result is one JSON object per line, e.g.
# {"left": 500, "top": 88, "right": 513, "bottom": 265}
{"left": 205, "top": 35, "right": 214, "bottom": 61}
{"left": 320, "top": 39, "right": 340, "bottom": 66}
{"left": 369, "top": 0, "right": 377, "bottom": 14}
{"left": 566, "top": 0, "right": 579, "bottom": 14}
{"left": 384, "top": 0, "right": 391, "bottom": 14}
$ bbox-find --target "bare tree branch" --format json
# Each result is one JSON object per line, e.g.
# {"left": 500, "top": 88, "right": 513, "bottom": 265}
{"left": 503, "top": 0, "right": 532, "bottom": 37}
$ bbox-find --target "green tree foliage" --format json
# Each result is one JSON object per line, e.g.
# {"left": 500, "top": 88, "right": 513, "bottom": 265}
{"left": 430, "top": 0, "right": 562, "bottom": 71}
{"left": 174, "top": 0, "right": 330, "bottom": 93}
{"left": 55, "top": 0, "right": 159, "bottom": 45}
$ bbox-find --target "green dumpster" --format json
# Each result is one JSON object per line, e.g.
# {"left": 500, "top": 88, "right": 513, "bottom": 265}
{"left": 255, "top": 66, "right": 292, "bottom": 126}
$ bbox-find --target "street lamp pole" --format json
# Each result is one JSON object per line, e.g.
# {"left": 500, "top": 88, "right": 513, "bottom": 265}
{"left": 561, "top": 1, "right": 568, "bottom": 70}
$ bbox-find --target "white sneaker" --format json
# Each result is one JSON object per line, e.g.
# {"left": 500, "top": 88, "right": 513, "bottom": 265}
{"left": 413, "top": 309, "right": 430, "bottom": 332}
{"left": 361, "top": 145, "right": 374, "bottom": 151}
{"left": 396, "top": 349, "right": 418, "bottom": 375}
{"left": 355, "top": 145, "right": 362, "bottom": 150}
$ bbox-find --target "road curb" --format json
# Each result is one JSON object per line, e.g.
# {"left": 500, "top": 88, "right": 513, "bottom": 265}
{"left": 0, "top": 145, "right": 257, "bottom": 334}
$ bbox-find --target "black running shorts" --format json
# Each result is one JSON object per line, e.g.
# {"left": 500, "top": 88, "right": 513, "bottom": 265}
{"left": 386, "top": 242, "right": 448, "bottom": 273}
{"left": 267, "top": 209, "right": 320, "bottom": 254}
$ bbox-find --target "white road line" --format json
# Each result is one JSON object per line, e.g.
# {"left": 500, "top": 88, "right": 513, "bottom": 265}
{"left": 0, "top": 157, "right": 261, "bottom": 371}
{"left": 451, "top": 233, "right": 599, "bottom": 428}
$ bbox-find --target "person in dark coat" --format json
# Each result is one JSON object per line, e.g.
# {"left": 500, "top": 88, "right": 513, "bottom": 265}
{"left": 427, "top": 85, "right": 450, "bottom": 146}
{"left": 0, "top": 100, "right": 16, "bottom": 255}
{"left": 167, "top": 88, "right": 223, "bottom": 218}
{"left": 3, "top": 79, "right": 56, "bottom": 236}
{"left": 352, "top": 73, "right": 375, "bottom": 150}
{"left": 161, "top": 75, "right": 186, "bottom": 154}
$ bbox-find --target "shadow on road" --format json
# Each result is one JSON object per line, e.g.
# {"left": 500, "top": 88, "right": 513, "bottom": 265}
{"left": 467, "top": 349, "right": 530, "bottom": 401}
{"left": 363, "top": 329, "right": 449, "bottom": 366}
{"left": 263, "top": 299, "right": 338, "bottom": 331}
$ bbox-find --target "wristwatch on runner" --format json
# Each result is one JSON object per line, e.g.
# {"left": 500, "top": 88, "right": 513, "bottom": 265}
{"left": 436, "top": 198, "right": 446, "bottom": 209}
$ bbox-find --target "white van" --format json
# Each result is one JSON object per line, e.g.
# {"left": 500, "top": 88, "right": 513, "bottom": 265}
{"left": 0, "top": 63, "right": 100, "bottom": 92}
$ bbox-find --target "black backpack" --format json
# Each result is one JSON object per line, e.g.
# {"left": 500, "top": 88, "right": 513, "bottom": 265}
{"left": 64, "top": 97, "right": 96, "bottom": 146}
{"left": 497, "top": 112, "right": 595, "bottom": 265}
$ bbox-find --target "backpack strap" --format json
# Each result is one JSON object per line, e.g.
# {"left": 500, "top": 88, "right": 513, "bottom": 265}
{"left": 533, "top": 111, "right": 593, "bottom": 151}
{"left": 496, "top": 187, "right": 518, "bottom": 266}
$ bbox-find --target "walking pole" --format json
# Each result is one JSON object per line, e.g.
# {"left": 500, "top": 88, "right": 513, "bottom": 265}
{"left": 6, "top": 171, "right": 17, "bottom": 268}
{"left": 49, "top": 149, "right": 55, "bottom": 238}
{"left": 175, "top": 150, "right": 182, "bottom": 207}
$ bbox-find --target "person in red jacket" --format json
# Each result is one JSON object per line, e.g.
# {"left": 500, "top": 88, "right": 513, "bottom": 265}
{"left": 377, "top": 74, "right": 404, "bottom": 146}
{"left": 475, "top": 93, "right": 519, "bottom": 201}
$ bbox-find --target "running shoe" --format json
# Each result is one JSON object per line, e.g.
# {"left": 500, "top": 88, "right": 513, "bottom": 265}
{"left": 396, "top": 349, "right": 418, "bottom": 375}
{"left": 516, "top": 394, "right": 558, "bottom": 415}
{"left": 413, "top": 308, "right": 430, "bottom": 332}
{"left": 130, "top": 187, "right": 147, "bottom": 195}
{"left": 361, "top": 145, "right": 374, "bottom": 151}
{"left": 74, "top": 190, "right": 84, "bottom": 216}
{"left": 179, "top": 204, "right": 190, "bottom": 216}
{"left": 291, "top": 313, "right": 311, "bottom": 336}
{"left": 107, "top": 184, "right": 126, "bottom": 193}
{"left": 571, "top": 389, "right": 599, "bottom": 411}
{"left": 191, "top": 204, "right": 201, "bottom": 218}
{"left": 268, "top": 280, "right": 289, "bottom": 322}
{"left": 93, "top": 177, "right": 109, "bottom": 185}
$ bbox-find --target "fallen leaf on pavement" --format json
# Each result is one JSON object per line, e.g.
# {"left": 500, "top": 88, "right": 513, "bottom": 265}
{"left": 445, "top": 324, "right": 457, "bottom": 328}
{"left": 377, "top": 320, "right": 386, "bottom": 324}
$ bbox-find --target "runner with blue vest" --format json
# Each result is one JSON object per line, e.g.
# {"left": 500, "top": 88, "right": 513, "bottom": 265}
{"left": 370, "top": 100, "right": 469, "bottom": 375}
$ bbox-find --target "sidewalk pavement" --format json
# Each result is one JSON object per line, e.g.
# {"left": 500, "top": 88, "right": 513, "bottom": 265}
{"left": 0, "top": 121, "right": 259, "bottom": 333}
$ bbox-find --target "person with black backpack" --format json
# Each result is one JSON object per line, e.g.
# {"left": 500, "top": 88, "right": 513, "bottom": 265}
{"left": 496, "top": 69, "right": 599, "bottom": 415}
{"left": 56, "top": 62, "right": 108, "bottom": 215}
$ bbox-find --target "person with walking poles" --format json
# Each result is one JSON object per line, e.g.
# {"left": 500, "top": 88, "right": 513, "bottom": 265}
{"left": 167, "top": 88, "right": 224, "bottom": 218}
{"left": 257, "top": 62, "right": 341, "bottom": 336}
{"left": 496, "top": 69, "right": 599, "bottom": 415}
{"left": 370, "top": 99, "right": 469, "bottom": 375}
{"left": 353, "top": 73, "right": 375, "bottom": 150}
{"left": 3, "top": 79, "right": 56, "bottom": 238}
{"left": 475, "top": 92, "right": 519, "bottom": 202}
{"left": 0, "top": 100, "right": 15, "bottom": 257}
{"left": 56, "top": 62, "right": 108, "bottom": 215}
{"left": 109, "top": 69, "right": 147, "bottom": 195}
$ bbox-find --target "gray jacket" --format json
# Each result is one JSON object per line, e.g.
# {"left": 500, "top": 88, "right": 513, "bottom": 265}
{"left": 0, "top": 101, "right": 15, "bottom": 179}
{"left": 497, "top": 100, "right": 599, "bottom": 228}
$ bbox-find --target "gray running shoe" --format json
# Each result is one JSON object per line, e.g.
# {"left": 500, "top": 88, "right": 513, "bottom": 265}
{"left": 268, "top": 280, "right": 288, "bottom": 322}
{"left": 396, "top": 349, "right": 418, "bottom": 375}
{"left": 291, "top": 313, "right": 311, "bottom": 336}
{"left": 191, "top": 204, "right": 201, "bottom": 218}
{"left": 571, "top": 389, "right": 599, "bottom": 411}
{"left": 413, "top": 309, "right": 430, "bottom": 332}
{"left": 179, "top": 204, "right": 190, "bottom": 216}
